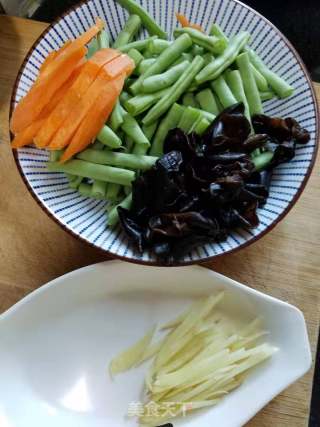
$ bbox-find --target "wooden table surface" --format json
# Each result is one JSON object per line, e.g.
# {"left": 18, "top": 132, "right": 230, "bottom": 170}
{"left": 0, "top": 15, "right": 319, "bottom": 427}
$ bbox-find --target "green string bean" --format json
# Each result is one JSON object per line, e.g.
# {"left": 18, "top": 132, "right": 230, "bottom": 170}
{"left": 142, "top": 60, "right": 190, "bottom": 93}
{"left": 97, "top": 125, "right": 122, "bottom": 149}
{"left": 236, "top": 52, "right": 263, "bottom": 114}
{"left": 113, "top": 14, "right": 142, "bottom": 48}
{"left": 195, "top": 89, "right": 220, "bottom": 115}
{"left": 182, "top": 92, "right": 199, "bottom": 108}
{"left": 195, "top": 32, "right": 250, "bottom": 84}
{"left": 209, "top": 23, "right": 228, "bottom": 44}
{"left": 108, "top": 193, "right": 133, "bottom": 227}
{"left": 124, "top": 87, "right": 170, "bottom": 116}
{"left": 130, "top": 34, "right": 193, "bottom": 95}
{"left": 77, "top": 148, "right": 157, "bottom": 170}
{"left": 177, "top": 106, "right": 202, "bottom": 133}
{"left": 143, "top": 55, "right": 205, "bottom": 126}
{"left": 116, "top": 0, "right": 167, "bottom": 39}
{"left": 211, "top": 75, "right": 238, "bottom": 109}
{"left": 150, "top": 103, "right": 185, "bottom": 156}
{"left": 247, "top": 48, "right": 294, "bottom": 98}
{"left": 226, "top": 69, "right": 251, "bottom": 122}
{"left": 118, "top": 36, "right": 157, "bottom": 53}
{"left": 147, "top": 39, "right": 171, "bottom": 55}
{"left": 174, "top": 27, "right": 227, "bottom": 54}
{"left": 97, "top": 30, "right": 109, "bottom": 48}
{"left": 48, "top": 160, "right": 135, "bottom": 186}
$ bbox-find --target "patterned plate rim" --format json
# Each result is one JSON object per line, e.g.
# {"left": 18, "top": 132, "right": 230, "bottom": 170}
{"left": 9, "top": 0, "right": 319, "bottom": 267}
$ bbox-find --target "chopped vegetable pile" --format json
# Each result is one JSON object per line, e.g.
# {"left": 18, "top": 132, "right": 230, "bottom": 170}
{"left": 109, "top": 292, "right": 276, "bottom": 426}
{"left": 10, "top": 0, "right": 310, "bottom": 260}
{"left": 118, "top": 103, "right": 309, "bottom": 263}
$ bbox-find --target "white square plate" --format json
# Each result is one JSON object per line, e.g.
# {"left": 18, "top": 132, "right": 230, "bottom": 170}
{"left": 0, "top": 261, "right": 311, "bottom": 427}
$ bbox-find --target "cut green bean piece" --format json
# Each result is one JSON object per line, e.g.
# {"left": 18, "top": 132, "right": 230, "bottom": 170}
{"left": 49, "top": 149, "right": 63, "bottom": 162}
{"left": 195, "top": 89, "right": 220, "bottom": 115}
{"left": 195, "top": 32, "right": 250, "bottom": 84}
{"left": 142, "top": 121, "right": 158, "bottom": 141}
{"left": 108, "top": 193, "right": 132, "bottom": 227}
{"left": 182, "top": 92, "right": 199, "bottom": 108}
{"left": 143, "top": 55, "right": 205, "bottom": 126}
{"left": 191, "top": 45, "right": 205, "bottom": 56}
{"left": 137, "top": 58, "right": 157, "bottom": 75}
{"left": 142, "top": 60, "right": 190, "bottom": 93}
{"left": 120, "top": 106, "right": 150, "bottom": 146}
{"left": 226, "top": 69, "right": 251, "bottom": 121}
{"left": 211, "top": 75, "right": 237, "bottom": 109}
{"left": 124, "top": 186, "right": 131, "bottom": 196}
{"left": 209, "top": 23, "right": 228, "bottom": 44}
{"left": 125, "top": 135, "right": 134, "bottom": 152}
{"left": 98, "top": 30, "right": 109, "bottom": 48}
{"left": 142, "top": 49, "right": 154, "bottom": 59}
{"left": 148, "top": 39, "right": 171, "bottom": 55}
{"left": 109, "top": 100, "right": 125, "bottom": 131}
{"left": 120, "top": 91, "right": 131, "bottom": 104}
{"left": 113, "top": 14, "right": 142, "bottom": 48}
{"left": 118, "top": 36, "right": 157, "bottom": 53}
{"left": 116, "top": 0, "right": 167, "bottom": 39}
{"left": 127, "top": 48, "right": 144, "bottom": 67}
{"left": 250, "top": 63, "right": 269, "bottom": 92}
{"left": 47, "top": 160, "right": 135, "bottom": 186}
{"left": 77, "top": 148, "right": 157, "bottom": 170}
{"left": 247, "top": 48, "right": 294, "bottom": 98}
{"left": 203, "top": 52, "right": 215, "bottom": 65}
{"left": 92, "top": 180, "right": 108, "bottom": 197}
{"left": 177, "top": 106, "right": 202, "bottom": 133}
{"left": 124, "top": 87, "right": 170, "bottom": 116}
{"left": 106, "top": 183, "right": 122, "bottom": 201}
{"left": 174, "top": 28, "right": 227, "bottom": 54}
{"left": 191, "top": 107, "right": 215, "bottom": 122}
{"left": 173, "top": 52, "right": 193, "bottom": 66}
{"left": 69, "top": 175, "right": 83, "bottom": 189}
{"left": 97, "top": 125, "right": 122, "bottom": 149}
{"left": 66, "top": 173, "right": 76, "bottom": 183}
{"left": 132, "top": 143, "right": 150, "bottom": 155}
{"left": 252, "top": 151, "right": 274, "bottom": 171}
{"left": 78, "top": 183, "right": 93, "bottom": 197}
{"left": 260, "top": 90, "right": 276, "bottom": 101}
{"left": 130, "top": 34, "right": 193, "bottom": 95}
{"left": 91, "top": 140, "right": 105, "bottom": 150}
{"left": 150, "top": 103, "right": 185, "bottom": 156}
{"left": 194, "top": 117, "right": 210, "bottom": 135}
{"left": 236, "top": 52, "right": 263, "bottom": 114}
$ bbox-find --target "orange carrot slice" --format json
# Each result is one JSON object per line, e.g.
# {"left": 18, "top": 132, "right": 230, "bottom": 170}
{"left": 103, "top": 54, "right": 135, "bottom": 79}
{"left": 175, "top": 12, "right": 203, "bottom": 32}
{"left": 11, "top": 45, "right": 87, "bottom": 134}
{"left": 39, "top": 51, "right": 58, "bottom": 75}
{"left": 60, "top": 74, "right": 125, "bottom": 162}
{"left": 39, "top": 41, "right": 72, "bottom": 76}
{"left": 11, "top": 120, "right": 45, "bottom": 149}
{"left": 10, "top": 19, "right": 104, "bottom": 134}
{"left": 12, "top": 67, "right": 83, "bottom": 149}
{"left": 34, "top": 49, "right": 121, "bottom": 148}
{"left": 176, "top": 13, "right": 190, "bottom": 27}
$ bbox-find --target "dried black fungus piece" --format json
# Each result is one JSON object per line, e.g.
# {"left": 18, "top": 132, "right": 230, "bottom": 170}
{"left": 268, "top": 141, "right": 296, "bottom": 168}
{"left": 118, "top": 104, "right": 310, "bottom": 263}
{"left": 242, "top": 134, "right": 269, "bottom": 153}
{"left": 118, "top": 207, "right": 146, "bottom": 253}
{"left": 163, "top": 128, "right": 198, "bottom": 160}
{"left": 252, "top": 114, "right": 310, "bottom": 144}
{"left": 202, "top": 102, "right": 251, "bottom": 154}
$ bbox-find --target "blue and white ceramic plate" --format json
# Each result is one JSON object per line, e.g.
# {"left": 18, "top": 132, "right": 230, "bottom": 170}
{"left": 11, "top": 0, "right": 319, "bottom": 265}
